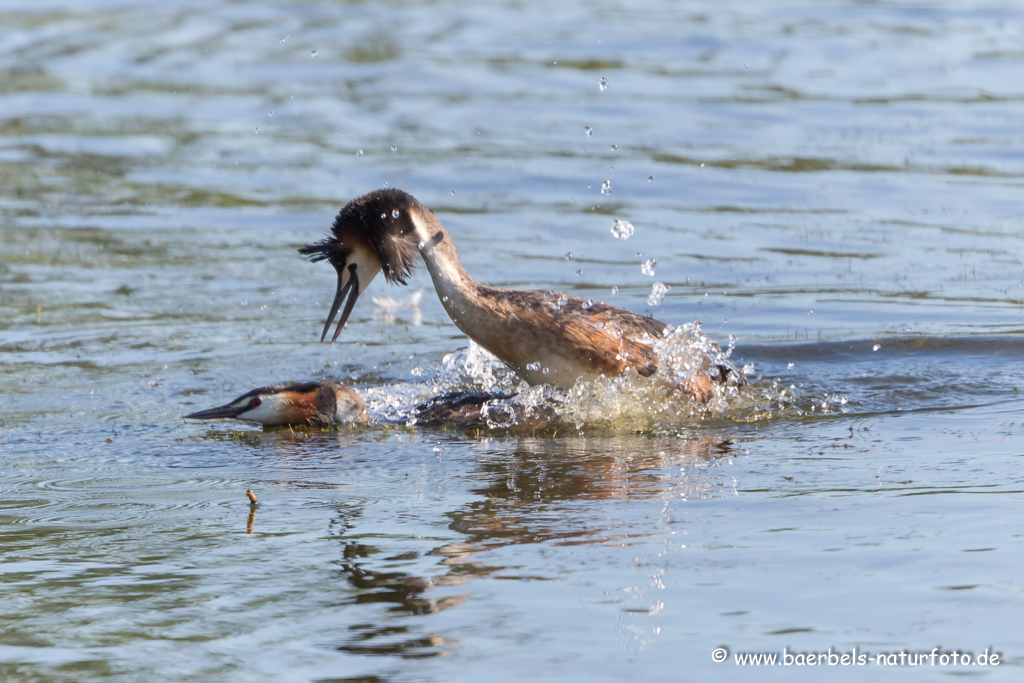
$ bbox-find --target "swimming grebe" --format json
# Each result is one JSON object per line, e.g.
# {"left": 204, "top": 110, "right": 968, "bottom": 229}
{"left": 300, "top": 189, "right": 732, "bottom": 403}
{"left": 184, "top": 381, "right": 368, "bottom": 427}
{"left": 185, "top": 381, "right": 512, "bottom": 428}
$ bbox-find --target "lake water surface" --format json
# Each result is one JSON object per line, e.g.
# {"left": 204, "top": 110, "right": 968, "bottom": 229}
{"left": 2, "top": 1, "right": 1024, "bottom": 680}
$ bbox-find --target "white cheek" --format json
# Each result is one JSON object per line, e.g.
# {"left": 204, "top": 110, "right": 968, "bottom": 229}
{"left": 242, "top": 395, "right": 286, "bottom": 425}
{"left": 349, "top": 244, "right": 382, "bottom": 294}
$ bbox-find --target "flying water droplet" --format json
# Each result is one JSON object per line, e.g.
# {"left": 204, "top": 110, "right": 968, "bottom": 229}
{"left": 584, "top": 126, "right": 593, "bottom": 137}
{"left": 873, "top": 344, "right": 881, "bottom": 351}
{"left": 556, "top": 294, "right": 568, "bottom": 307}
{"left": 586, "top": 183, "right": 592, "bottom": 190}
{"left": 380, "top": 213, "right": 386, "bottom": 219}
{"left": 610, "top": 285, "right": 619, "bottom": 294}
{"left": 311, "top": 50, "right": 318, "bottom": 58}
{"left": 601, "top": 180, "right": 611, "bottom": 196}
{"left": 598, "top": 77, "right": 608, "bottom": 91}
{"left": 355, "top": 149, "right": 364, "bottom": 156}
{"left": 582, "top": 299, "right": 594, "bottom": 309}
{"left": 392, "top": 209, "right": 400, "bottom": 219}
{"left": 606, "top": 322, "right": 622, "bottom": 339}
{"left": 575, "top": 269, "right": 582, "bottom": 276}
{"left": 527, "top": 362, "right": 541, "bottom": 371}
{"left": 254, "top": 127, "right": 260, "bottom": 134}
{"left": 267, "top": 110, "right": 274, "bottom": 117}
{"left": 648, "top": 175, "right": 654, "bottom": 181}
{"left": 641, "top": 258, "right": 657, "bottom": 276}
{"left": 281, "top": 35, "right": 289, "bottom": 44}
{"left": 610, "top": 219, "right": 634, "bottom": 240}
{"left": 390, "top": 145, "right": 397, "bottom": 152}
{"left": 451, "top": 189, "right": 456, "bottom": 195}
{"left": 700, "top": 162, "right": 705, "bottom": 168}
{"left": 647, "top": 282, "right": 669, "bottom": 306}
{"left": 565, "top": 252, "right": 573, "bottom": 260}
{"left": 610, "top": 144, "right": 618, "bottom": 151}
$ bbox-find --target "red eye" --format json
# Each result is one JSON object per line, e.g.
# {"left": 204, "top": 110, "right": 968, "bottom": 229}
{"left": 250, "top": 398, "right": 262, "bottom": 408}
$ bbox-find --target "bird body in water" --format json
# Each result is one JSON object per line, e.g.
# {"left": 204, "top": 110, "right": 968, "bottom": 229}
{"left": 301, "top": 189, "right": 733, "bottom": 402}
{"left": 185, "top": 381, "right": 507, "bottom": 429}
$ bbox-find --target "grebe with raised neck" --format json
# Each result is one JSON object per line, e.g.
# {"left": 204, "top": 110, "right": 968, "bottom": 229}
{"left": 300, "top": 189, "right": 737, "bottom": 403}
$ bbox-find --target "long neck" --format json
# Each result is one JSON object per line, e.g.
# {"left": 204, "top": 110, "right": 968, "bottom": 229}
{"left": 408, "top": 206, "right": 480, "bottom": 311}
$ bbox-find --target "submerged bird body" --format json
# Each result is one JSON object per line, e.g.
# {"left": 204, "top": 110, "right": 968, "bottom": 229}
{"left": 185, "top": 381, "right": 513, "bottom": 429}
{"left": 300, "top": 189, "right": 724, "bottom": 399}
{"left": 184, "top": 381, "right": 368, "bottom": 427}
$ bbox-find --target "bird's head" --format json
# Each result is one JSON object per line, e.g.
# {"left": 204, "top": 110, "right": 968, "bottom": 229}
{"left": 184, "top": 381, "right": 367, "bottom": 427}
{"left": 299, "top": 189, "right": 420, "bottom": 343}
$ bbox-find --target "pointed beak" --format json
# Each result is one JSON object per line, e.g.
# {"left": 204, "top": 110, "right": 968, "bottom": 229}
{"left": 184, "top": 402, "right": 249, "bottom": 421}
{"left": 321, "top": 263, "right": 360, "bottom": 344}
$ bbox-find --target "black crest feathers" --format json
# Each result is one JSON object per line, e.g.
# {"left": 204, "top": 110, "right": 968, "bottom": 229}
{"left": 299, "top": 188, "right": 419, "bottom": 285}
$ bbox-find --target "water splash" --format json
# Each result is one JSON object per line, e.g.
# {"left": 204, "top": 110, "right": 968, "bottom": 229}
{"left": 356, "top": 329, "right": 848, "bottom": 434}
{"left": 648, "top": 282, "right": 668, "bottom": 306}
{"left": 641, "top": 259, "right": 656, "bottom": 276}
{"left": 601, "top": 180, "right": 612, "bottom": 196}
{"left": 611, "top": 219, "right": 634, "bottom": 240}
{"left": 435, "top": 342, "right": 527, "bottom": 395}
{"left": 479, "top": 324, "right": 747, "bottom": 433}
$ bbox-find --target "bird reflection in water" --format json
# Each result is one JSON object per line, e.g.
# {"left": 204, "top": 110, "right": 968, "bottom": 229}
{"left": 326, "top": 436, "right": 735, "bottom": 659}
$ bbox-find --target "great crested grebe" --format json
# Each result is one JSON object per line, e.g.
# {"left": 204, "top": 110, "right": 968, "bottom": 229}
{"left": 300, "top": 189, "right": 733, "bottom": 403}
{"left": 185, "top": 380, "right": 511, "bottom": 428}
{"left": 185, "top": 381, "right": 368, "bottom": 427}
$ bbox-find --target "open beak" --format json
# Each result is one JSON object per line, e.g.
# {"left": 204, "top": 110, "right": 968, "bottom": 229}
{"left": 184, "top": 402, "right": 249, "bottom": 421}
{"left": 321, "top": 263, "right": 360, "bottom": 344}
